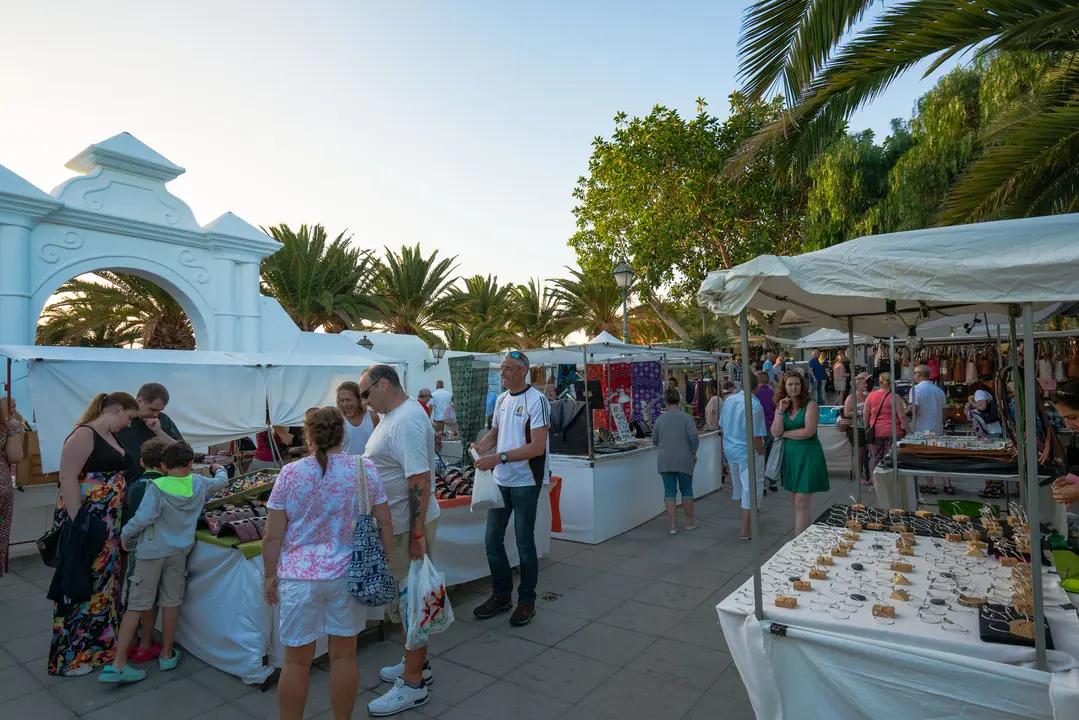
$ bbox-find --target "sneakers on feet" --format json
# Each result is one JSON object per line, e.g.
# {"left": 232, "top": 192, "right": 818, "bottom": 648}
{"left": 380, "top": 658, "right": 433, "bottom": 686}
{"left": 368, "top": 678, "right": 429, "bottom": 717}
{"left": 472, "top": 596, "right": 513, "bottom": 620}
{"left": 685, "top": 520, "right": 701, "bottom": 531}
{"left": 509, "top": 603, "right": 535, "bottom": 627}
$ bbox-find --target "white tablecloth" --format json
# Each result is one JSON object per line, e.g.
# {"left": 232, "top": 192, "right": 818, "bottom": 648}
{"left": 716, "top": 525, "right": 1079, "bottom": 719}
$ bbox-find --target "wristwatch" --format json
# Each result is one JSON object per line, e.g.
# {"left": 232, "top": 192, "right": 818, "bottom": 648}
{"left": 499, "top": 452, "right": 508, "bottom": 464}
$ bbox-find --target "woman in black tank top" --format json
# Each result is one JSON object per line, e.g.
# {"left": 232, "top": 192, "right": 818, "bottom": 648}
{"left": 48, "top": 392, "right": 138, "bottom": 677}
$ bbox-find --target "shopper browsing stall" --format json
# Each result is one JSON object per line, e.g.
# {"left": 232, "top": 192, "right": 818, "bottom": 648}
{"left": 651, "top": 389, "right": 700, "bottom": 534}
{"left": 49, "top": 392, "right": 138, "bottom": 677}
{"left": 0, "top": 399, "right": 23, "bottom": 576}
{"left": 719, "top": 374, "right": 768, "bottom": 542}
{"left": 262, "top": 407, "right": 391, "bottom": 720}
{"left": 1052, "top": 381, "right": 1079, "bottom": 507}
{"left": 808, "top": 350, "right": 827, "bottom": 405}
{"left": 864, "top": 373, "right": 908, "bottom": 479}
{"left": 103, "top": 442, "right": 228, "bottom": 683}
{"left": 704, "top": 384, "right": 722, "bottom": 431}
{"left": 337, "top": 380, "right": 377, "bottom": 455}
{"left": 771, "top": 371, "right": 830, "bottom": 536}
{"left": 360, "top": 365, "right": 440, "bottom": 717}
{"left": 754, "top": 372, "right": 778, "bottom": 491}
{"left": 116, "top": 382, "right": 183, "bottom": 477}
{"left": 833, "top": 352, "right": 848, "bottom": 395}
{"left": 430, "top": 380, "right": 453, "bottom": 432}
{"left": 909, "top": 364, "right": 953, "bottom": 495}
{"left": 471, "top": 350, "right": 550, "bottom": 628}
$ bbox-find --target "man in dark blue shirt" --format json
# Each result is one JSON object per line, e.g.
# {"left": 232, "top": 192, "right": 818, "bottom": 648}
{"left": 808, "top": 350, "right": 827, "bottom": 406}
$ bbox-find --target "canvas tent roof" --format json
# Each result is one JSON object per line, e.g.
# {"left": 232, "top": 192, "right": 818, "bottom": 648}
{"left": 470, "top": 331, "right": 730, "bottom": 366}
{"left": 791, "top": 328, "right": 873, "bottom": 349}
{"left": 697, "top": 214, "right": 1079, "bottom": 335}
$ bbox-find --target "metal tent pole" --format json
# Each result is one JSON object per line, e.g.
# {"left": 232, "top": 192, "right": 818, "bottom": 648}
{"left": 848, "top": 324, "right": 860, "bottom": 502}
{"left": 889, "top": 337, "right": 898, "bottom": 488}
{"left": 1010, "top": 314, "right": 1025, "bottom": 507}
{"left": 1022, "top": 303, "right": 1047, "bottom": 671}
{"left": 741, "top": 308, "right": 763, "bottom": 621}
{"left": 584, "top": 346, "right": 594, "bottom": 461}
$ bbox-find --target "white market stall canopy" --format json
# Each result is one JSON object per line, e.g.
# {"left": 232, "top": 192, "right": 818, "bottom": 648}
{"left": 791, "top": 328, "right": 873, "bottom": 349}
{"left": 0, "top": 344, "right": 396, "bottom": 472}
{"left": 697, "top": 214, "right": 1079, "bottom": 336}
{"left": 471, "top": 330, "right": 730, "bottom": 366}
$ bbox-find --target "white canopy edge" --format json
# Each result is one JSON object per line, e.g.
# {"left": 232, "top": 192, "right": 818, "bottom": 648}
{"left": 697, "top": 214, "right": 1079, "bottom": 335}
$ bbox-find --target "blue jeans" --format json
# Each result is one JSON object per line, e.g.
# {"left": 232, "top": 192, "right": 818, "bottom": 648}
{"left": 485, "top": 484, "right": 542, "bottom": 605}
{"left": 660, "top": 472, "right": 693, "bottom": 500}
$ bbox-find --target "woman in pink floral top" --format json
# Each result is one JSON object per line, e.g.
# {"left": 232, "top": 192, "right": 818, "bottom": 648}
{"left": 262, "top": 407, "right": 392, "bottom": 720}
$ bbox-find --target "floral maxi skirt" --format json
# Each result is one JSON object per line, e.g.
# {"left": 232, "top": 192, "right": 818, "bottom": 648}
{"left": 48, "top": 472, "right": 124, "bottom": 676}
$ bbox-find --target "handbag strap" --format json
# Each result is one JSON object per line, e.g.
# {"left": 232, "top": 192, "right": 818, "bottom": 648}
{"left": 867, "top": 391, "right": 890, "bottom": 429}
{"left": 356, "top": 457, "right": 371, "bottom": 516}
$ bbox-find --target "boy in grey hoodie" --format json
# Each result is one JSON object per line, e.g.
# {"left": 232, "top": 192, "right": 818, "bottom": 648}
{"left": 99, "top": 442, "right": 228, "bottom": 684}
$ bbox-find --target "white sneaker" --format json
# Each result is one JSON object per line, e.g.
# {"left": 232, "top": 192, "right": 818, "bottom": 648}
{"left": 379, "top": 658, "right": 434, "bottom": 685}
{"left": 368, "top": 678, "right": 429, "bottom": 716}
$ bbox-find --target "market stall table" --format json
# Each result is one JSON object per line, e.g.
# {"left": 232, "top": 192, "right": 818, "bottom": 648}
{"left": 551, "top": 430, "right": 722, "bottom": 544}
{"left": 178, "top": 485, "right": 554, "bottom": 683}
{"left": 716, "top": 522, "right": 1079, "bottom": 720}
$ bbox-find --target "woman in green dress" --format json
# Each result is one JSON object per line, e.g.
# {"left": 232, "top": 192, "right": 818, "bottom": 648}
{"left": 771, "top": 371, "right": 829, "bottom": 536}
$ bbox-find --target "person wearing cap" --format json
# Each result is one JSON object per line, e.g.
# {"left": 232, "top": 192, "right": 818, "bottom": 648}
{"left": 470, "top": 350, "right": 551, "bottom": 628}
{"left": 416, "top": 388, "right": 433, "bottom": 418}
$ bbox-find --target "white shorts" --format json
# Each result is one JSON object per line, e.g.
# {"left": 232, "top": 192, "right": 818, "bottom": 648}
{"left": 835, "top": 379, "right": 848, "bottom": 394}
{"left": 278, "top": 577, "right": 370, "bottom": 647}
{"left": 730, "top": 456, "right": 766, "bottom": 511}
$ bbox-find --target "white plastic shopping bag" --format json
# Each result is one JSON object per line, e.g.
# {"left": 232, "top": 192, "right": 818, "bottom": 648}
{"left": 764, "top": 437, "right": 785, "bottom": 485}
{"left": 469, "top": 449, "right": 504, "bottom": 512}
{"left": 400, "top": 555, "right": 455, "bottom": 650}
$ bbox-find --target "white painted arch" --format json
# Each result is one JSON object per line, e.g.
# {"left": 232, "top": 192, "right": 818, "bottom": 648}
{"left": 0, "top": 132, "right": 281, "bottom": 351}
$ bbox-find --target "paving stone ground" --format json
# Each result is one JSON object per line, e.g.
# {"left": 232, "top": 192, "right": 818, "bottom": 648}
{"left": 1, "top": 477, "right": 863, "bottom": 719}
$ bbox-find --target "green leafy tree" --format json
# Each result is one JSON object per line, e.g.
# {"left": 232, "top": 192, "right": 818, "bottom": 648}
{"left": 440, "top": 322, "right": 507, "bottom": 352}
{"left": 37, "top": 272, "right": 195, "bottom": 349}
{"left": 371, "top": 244, "right": 460, "bottom": 344}
{"left": 732, "top": 0, "right": 1072, "bottom": 222}
{"left": 569, "top": 95, "right": 803, "bottom": 337}
{"left": 260, "top": 223, "right": 378, "bottom": 332}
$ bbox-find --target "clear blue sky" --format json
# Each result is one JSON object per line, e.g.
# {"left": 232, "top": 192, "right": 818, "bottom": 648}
{"left": 0, "top": 1, "right": 957, "bottom": 287}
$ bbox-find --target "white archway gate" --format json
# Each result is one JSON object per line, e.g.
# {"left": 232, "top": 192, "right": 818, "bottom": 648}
{"left": 0, "top": 132, "right": 281, "bottom": 350}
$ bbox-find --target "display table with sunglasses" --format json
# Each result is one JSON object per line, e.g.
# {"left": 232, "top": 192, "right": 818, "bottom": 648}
{"left": 716, "top": 522, "right": 1079, "bottom": 720}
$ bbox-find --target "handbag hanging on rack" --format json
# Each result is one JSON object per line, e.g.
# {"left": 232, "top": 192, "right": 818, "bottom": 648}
{"left": 1055, "top": 341, "right": 1068, "bottom": 382}
{"left": 1069, "top": 339, "right": 1079, "bottom": 379}
{"left": 966, "top": 346, "right": 978, "bottom": 384}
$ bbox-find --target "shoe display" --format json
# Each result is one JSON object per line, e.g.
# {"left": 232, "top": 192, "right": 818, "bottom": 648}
{"left": 368, "top": 678, "right": 429, "bottom": 717}
{"left": 472, "top": 596, "right": 513, "bottom": 620}
{"left": 380, "top": 658, "right": 433, "bottom": 686}
{"left": 509, "top": 603, "right": 535, "bottom": 627}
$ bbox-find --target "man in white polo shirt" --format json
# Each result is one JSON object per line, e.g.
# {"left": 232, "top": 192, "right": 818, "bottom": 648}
{"left": 470, "top": 350, "right": 550, "bottom": 628}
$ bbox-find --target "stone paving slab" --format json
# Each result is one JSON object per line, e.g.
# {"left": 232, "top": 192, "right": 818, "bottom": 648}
{"left": 2, "top": 478, "right": 866, "bottom": 718}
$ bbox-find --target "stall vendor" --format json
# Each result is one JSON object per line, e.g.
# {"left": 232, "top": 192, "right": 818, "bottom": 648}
{"left": 116, "top": 383, "right": 184, "bottom": 477}
{"left": 1052, "top": 381, "right": 1079, "bottom": 506}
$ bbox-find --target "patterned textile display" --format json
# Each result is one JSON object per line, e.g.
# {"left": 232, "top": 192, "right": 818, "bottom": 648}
{"left": 607, "top": 362, "right": 633, "bottom": 432}
{"left": 631, "top": 361, "right": 663, "bottom": 424}
{"left": 587, "top": 364, "right": 608, "bottom": 431}
{"left": 449, "top": 356, "right": 488, "bottom": 467}
{"left": 530, "top": 367, "right": 547, "bottom": 385}
{"left": 557, "top": 364, "right": 578, "bottom": 396}
{"left": 49, "top": 471, "right": 124, "bottom": 675}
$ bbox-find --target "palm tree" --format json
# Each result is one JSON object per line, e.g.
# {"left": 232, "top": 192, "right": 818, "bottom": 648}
{"left": 549, "top": 267, "right": 624, "bottom": 338}
{"left": 440, "top": 322, "right": 508, "bottom": 352}
{"left": 508, "top": 279, "right": 570, "bottom": 348}
{"left": 370, "top": 244, "right": 460, "bottom": 344}
{"left": 731, "top": 1, "right": 1079, "bottom": 222}
{"left": 37, "top": 272, "right": 195, "bottom": 349}
{"left": 456, "top": 274, "right": 514, "bottom": 325}
{"left": 260, "top": 224, "right": 379, "bottom": 332}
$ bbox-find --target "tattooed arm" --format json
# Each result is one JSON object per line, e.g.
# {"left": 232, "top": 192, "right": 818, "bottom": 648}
{"left": 407, "top": 470, "right": 431, "bottom": 560}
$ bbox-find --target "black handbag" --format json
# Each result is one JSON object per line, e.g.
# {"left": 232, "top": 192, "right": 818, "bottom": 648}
{"left": 37, "top": 521, "right": 68, "bottom": 568}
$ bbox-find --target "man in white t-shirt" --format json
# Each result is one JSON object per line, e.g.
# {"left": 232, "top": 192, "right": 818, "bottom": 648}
{"left": 429, "top": 380, "right": 453, "bottom": 431}
{"left": 360, "top": 365, "right": 440, "bottom": 716}
{"left": 908, "top": 365, "right": 952, "bottom": 494}
{"left": 470, "top": 350, "right": 550, "bottom": 628}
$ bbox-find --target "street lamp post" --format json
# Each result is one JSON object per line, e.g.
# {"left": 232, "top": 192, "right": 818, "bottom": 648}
{"left": 612, "top": 260, "right": 635, "bottom": 344}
